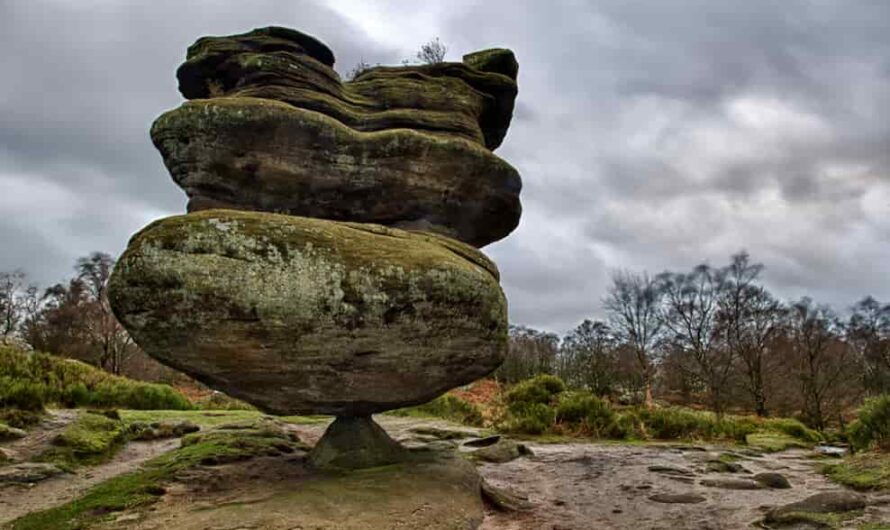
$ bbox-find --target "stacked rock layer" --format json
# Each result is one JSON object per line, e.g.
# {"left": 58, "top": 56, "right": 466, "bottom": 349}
{"left": 109, "top": 27, "right": 521, "bottom": 427}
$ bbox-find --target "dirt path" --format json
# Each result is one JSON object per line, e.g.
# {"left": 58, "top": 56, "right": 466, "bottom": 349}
{"left": 0, "top": 413, "right": 181, "bottom": 526}
{"left": 1, "top": 410, "right": 78, "bottom": 462}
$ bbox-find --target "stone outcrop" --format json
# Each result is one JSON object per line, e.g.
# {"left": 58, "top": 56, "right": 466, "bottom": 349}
{"left": 152, "top": 26, "right": 521, "bottom": 247}
{"left": 110, "top": 209, "right": 506, "bottom": 416}
{"left": 109, "top": 26, "right": 522, "bottom": 494}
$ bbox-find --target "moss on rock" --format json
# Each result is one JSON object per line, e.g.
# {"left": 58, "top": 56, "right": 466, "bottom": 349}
{"left": 108, "top": 210, "right": 508, "bottom": 416}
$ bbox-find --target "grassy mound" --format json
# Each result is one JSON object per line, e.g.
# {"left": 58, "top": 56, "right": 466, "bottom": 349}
{"left": 821, "top": 452, "right": 890, "bottom": 491}
{"left": 36, "top": 411, "right": 127, "bottom": 470}
{"left": 0, "top": 346, "right": 192, "bottom": 420}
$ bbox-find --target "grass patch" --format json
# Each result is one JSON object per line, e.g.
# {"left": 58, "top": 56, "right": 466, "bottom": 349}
{"left": 9, "top": 419, "right": 305, "bottom": 530}
{"left": 0, "top": 345, "right": 192, "bottom": 413}
{"left": 745, "top": 431, "right": 809, "bottom": 452}
{"left": 119, "top": 409, "right": 263, "bottom": 428}
{"left": 35, "top": 412, "right": 127, "bottom": 470}
{"left": 822, "top": 452, "right": 890, "bottom": 491}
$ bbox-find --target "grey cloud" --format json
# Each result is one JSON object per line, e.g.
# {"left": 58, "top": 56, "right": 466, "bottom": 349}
{"left": 2, "top": 0, "right": 889, "bottom": 333}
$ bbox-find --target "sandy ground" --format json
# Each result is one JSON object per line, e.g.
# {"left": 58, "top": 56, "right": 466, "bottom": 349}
{"left": 2, "top": 414, "right": 888, "bottom": 529}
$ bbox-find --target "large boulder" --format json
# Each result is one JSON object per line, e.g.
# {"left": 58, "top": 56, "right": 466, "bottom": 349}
{"left": 108, "top": 210, "right": 508, "bottom": 416}
{"left": 152, "top": 26, "right": 522, "bottom": 248}
{"left": 151, "top": 97, "right": 521, "bottom": 247}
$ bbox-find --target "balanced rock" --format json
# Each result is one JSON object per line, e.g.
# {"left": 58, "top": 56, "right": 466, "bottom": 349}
{"left": 108, "top": 210, "right": 507, "bottom": 416}
{"left": 151, "top": 27, "right": 521, "bottom": 247}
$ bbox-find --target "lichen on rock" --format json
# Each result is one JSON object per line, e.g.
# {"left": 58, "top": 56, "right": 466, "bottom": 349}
{"left": 109, "top": 210, "right": 508, "bottom": 416}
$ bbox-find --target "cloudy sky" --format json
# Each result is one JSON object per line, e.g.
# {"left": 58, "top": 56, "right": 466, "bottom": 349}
{"left": 1, "top": 0, "right": 889, "bottom": 333}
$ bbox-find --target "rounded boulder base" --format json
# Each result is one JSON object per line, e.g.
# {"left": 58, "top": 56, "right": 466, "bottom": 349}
{"left": 309, "top": 416, "right": 406, "bottom": 470}
{"left": 108, "top": 210, "right": 508, "bottom": 416}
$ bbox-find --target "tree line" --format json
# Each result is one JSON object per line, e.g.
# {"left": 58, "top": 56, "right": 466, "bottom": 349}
{"left": 497, "top": 252, "right": 889, "bottom": 430}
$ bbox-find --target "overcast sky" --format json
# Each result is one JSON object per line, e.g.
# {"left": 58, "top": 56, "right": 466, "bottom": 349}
{"left": 2, "top": 0, "right": 889, "bottom": 334}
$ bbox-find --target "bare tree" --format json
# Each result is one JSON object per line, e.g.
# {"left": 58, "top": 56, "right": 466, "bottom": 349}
{"left": 416, "top": 37, "right": 447, "bottom": 64}
{"left": 603, "top": 270, "right": 664, "bottom": 407}
{"left": 659, "top": 264, "right": 733, "bottom": 417}
{"left": 717, "top": 253, "right": 784, "bottom": 416}
{"left": 848, "top": 296, "right": 890, "bottom": 394}
{"left": 787, "top": 298, "right": 856, "bottom": 430}
{"left": 496, "top": 325, "right": 560, "bottom": 383}
{"left": 0, "top": 269, "right": 40, "bottom": 343}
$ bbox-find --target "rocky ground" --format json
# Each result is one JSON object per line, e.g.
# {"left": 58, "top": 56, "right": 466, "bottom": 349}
{"left": 1, "top": 411, "right": 888, "bottom": 529}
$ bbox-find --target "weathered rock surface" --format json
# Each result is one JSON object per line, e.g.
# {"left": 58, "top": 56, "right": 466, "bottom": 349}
{"left": 753, "top": 472, "right": 792, "bottom": 489}
{"left": 700, "top": 477, "right": 764, "bottom": 490}
{"left": 649, "top": 493, "right": 706, "bottom": 504}
{"left": 175, "top": 26, "right": 516, "bottom": 149}
{"left": 765, "top": 491, "right": 867, "bottom": 526}
{"left": 0, "top": 462, "right": 64, "bottom": 484}
{"left": 152, "top": 97, "right": 521, "bottom": 247}
{"left": 152, "top": 26, "right": 522, "bottom": 247}
{"left": 308, "top": 416, "right": 405, "bottom": 470}
{"left": 108, "top": 210, "right": 508, "bottom": 416}
{"left": 470, "top": 439, "right": 533, "bottom": 463}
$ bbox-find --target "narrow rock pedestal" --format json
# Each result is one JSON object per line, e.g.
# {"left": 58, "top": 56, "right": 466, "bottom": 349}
{"left": 309, "top": 416, "right": 406, "bottom": 470}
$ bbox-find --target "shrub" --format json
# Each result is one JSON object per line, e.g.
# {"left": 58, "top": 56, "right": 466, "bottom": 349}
{"left": 763, "top": 417, "right": 822, "bottom": 444}
{"left": 638, "top": 407, "right": 716, "bottom": 439}
{"left": 505, "top": 374, "right": 566, "bottom": 409}
{"left": 391, "top": 394, "right": 484, "bottom": 426}
{"left": 555, "top": 391, "right": 616, "bottom": 435}
{"left": 0, "top": 346, "right": 192, "bottom": 412}
{"left": 503, "top": 403, "right": 556, "bottom": 435}
{"left": 848, "top": 394, "right": 890, "bottom": 451}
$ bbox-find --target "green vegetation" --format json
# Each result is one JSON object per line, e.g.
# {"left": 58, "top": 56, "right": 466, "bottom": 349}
{"left": 409, "top": 375, "right": 822, "bottom": 449}
{"left": 822, "top": 452, "right": 890, "bottom": 491}
{"left": 9, "top": 420, "right": 304, "bottom": 530}
{"left": 847, "top": 394, "right": 890, "bottom": 451}
{"left": 36, "top": 412, "right": 127, "bottom": 469}
{"left": 390, "top": 395, "right": 484, "bottom": 427}
{"left": 120, "top": 409, "right": 262, "bottom": 428}
{"left": 487, "top": 374, "right": 821, "bottom": 447}
{"left": 0, "top": 346, "right": 192, "bottom": 414}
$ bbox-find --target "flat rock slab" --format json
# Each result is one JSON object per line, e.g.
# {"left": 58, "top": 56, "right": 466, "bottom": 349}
{"left": 753, "top": 472, "right": 791, "bottom": 489}
{"left": 471, "top": 439, "right": 533, "bottom": 463}
{"left": 96, "top": 452, "right": 485, "bottom": 530}
{"left": 700, "top": 478, "right": 764, "bottom": 490}
{"left": 109, "top": 210, "right": 507, "bottom": 416}
{"left": 649, "top": 493, "right": 706, "bottom": 504}
{"left": 0, "top": 463, "right": 64, "bottom": 484}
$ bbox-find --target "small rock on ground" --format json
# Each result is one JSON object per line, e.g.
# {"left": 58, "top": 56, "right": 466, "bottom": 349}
{"left": 0, "top": 463, "right": 64, "bottom": 484}
{"left": 649, "top": 493, "right": 707, "bottom": 504}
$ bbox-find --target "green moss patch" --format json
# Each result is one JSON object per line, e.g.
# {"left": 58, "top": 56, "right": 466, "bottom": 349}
{"left": 35, "top": 412, "right": 127, "bottom": 469}
{"left": 746, "top": 431, "right": 810, "bottom": 452}
{"left": 822, "top": 452, "right": 890, "bottom": 491}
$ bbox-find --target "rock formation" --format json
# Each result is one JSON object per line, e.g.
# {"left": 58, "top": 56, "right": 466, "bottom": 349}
{"left": 109, "top": 25, "right": 522, "bottom": 479}
{"left": 151, "top": 26, "right": 521, "bottom": 247}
